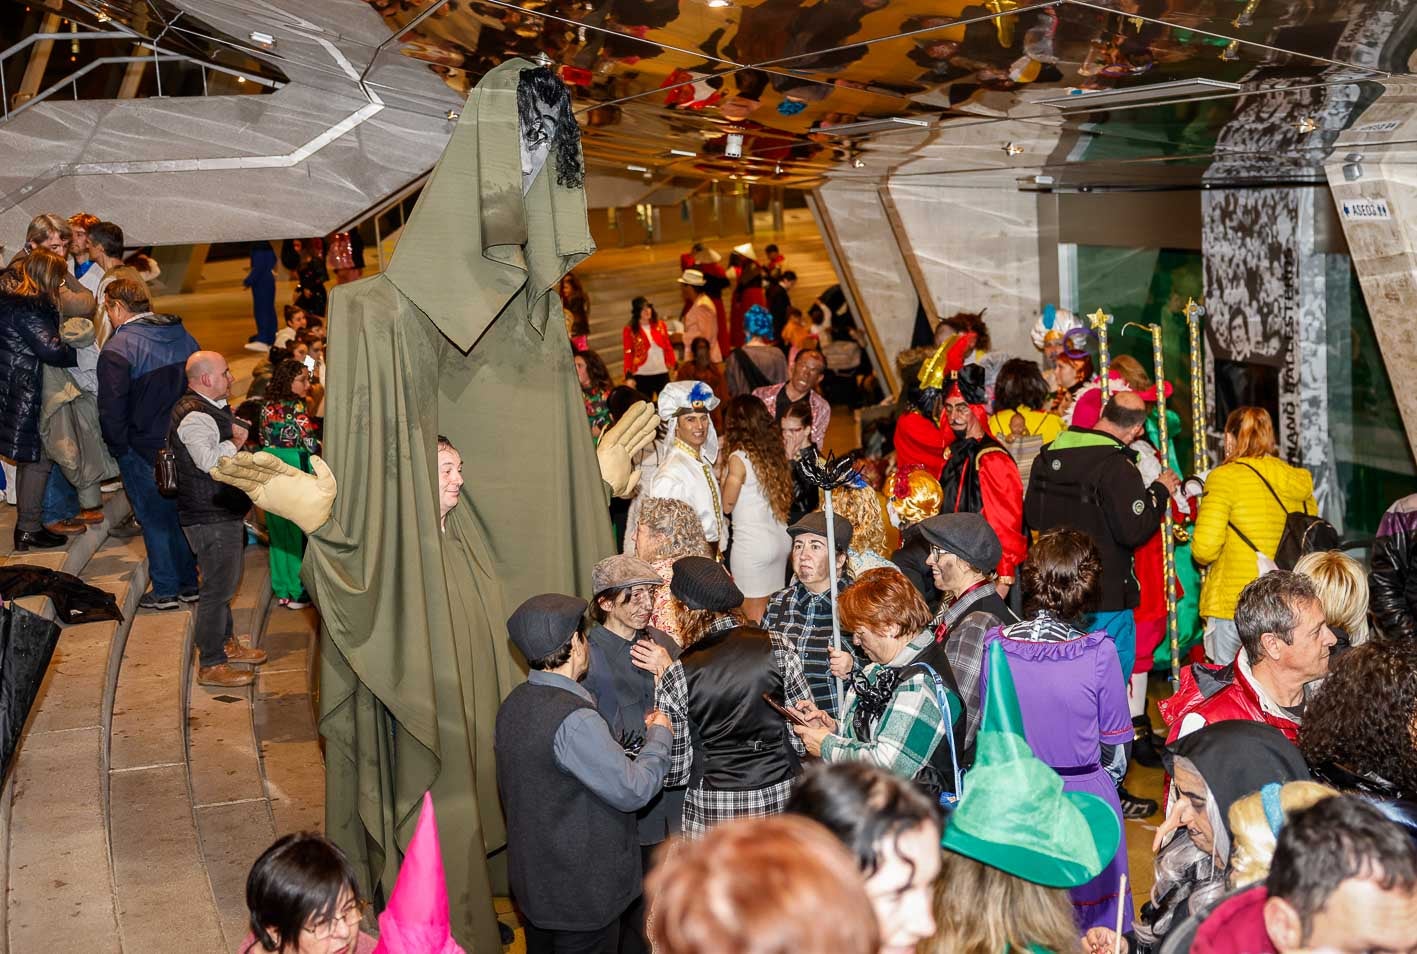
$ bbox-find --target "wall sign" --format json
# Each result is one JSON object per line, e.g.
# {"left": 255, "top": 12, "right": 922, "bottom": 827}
{"left": 1340, "top": 197, "right": 1392, "bottom": 221}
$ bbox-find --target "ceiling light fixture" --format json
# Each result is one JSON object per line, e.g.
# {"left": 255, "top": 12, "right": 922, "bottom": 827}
{"left": 1004, "top": 142, "right": 1024, "bottom": 156}
{"left": 1039, "top": 78, "right": 1242, "bottom": 112}
{"left": 249, "top": 31, "right": 276, "bottom": 50}
{"left": 707, "top": 0, "right": 732, "bottom": 8}
{"left": 774, "top": 162, "right": 783, "bottom": 175}
{"left": 445, "top": 109, "right": 459, "bottom": 121}
{"left": 814, "top": 116, "right": 931, "bottom": 136}
{"left": 725, "top": 133, "right": 744, "bottom": 158}
{"left": 1296, "top": 117, "right": 1318, "bottom": 134}
{"left": 852, "top": 158, "right": 866, "bottom": 169}
{"left": 668, "top": 148, "right": 697, "bottom": 157}
{"left": 1342, "top": 162, "right": 1363, "bottom": 181}
{"left": 626, "top": 164, "right": 649, "bottom": 172}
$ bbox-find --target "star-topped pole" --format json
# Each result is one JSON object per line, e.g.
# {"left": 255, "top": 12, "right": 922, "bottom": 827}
{"left": 1088, "top": 308, "right": 1114, "bottom": 402}
{"left": 1183, "top": 297, "right": 1207, "bottom": 475}
{"left": 797, "top": 449, "right": 861, "bottom": 706}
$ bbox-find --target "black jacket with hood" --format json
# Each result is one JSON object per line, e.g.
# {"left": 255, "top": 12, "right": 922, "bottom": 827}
{"left": 0, "top": 290, "right": 78, "bottom": 462}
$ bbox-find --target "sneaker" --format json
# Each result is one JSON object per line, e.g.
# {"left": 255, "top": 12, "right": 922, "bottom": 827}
{"left": 109, "top": 513, "right": 143, "bottom": 538}
{"left": 284, "top": 597, "right": 310, "bottom": 610}
{"left": 244, "top": 340, "right": 273, "bottom": 353}
{"left": 1118, "top": 784, "right": 1159, "bottom": 820}
{"left": 138, "top": 591, "right": 181, "bottom": 611}
{"left": 223, "top": 638, "right": 268, "bottom": 666}
{"left": 100, "top": 479, "right": 123, "bottom": 493}
{"left": 197, "top": 663, "right": 255, "bottom": 688}
{"left": 178, "top": 590, "right": 200, "bottom": 603}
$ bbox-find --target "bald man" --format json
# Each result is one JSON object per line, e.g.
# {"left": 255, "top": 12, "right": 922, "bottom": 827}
{"left": 170, "top": 350, "right": 266, "bottom": 688}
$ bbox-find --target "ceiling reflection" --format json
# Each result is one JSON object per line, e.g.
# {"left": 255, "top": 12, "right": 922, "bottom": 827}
{"left": 362, "top": 0, "right": 1409, "bottom": 186}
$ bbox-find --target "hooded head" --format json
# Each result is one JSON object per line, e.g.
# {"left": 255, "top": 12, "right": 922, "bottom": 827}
{"left": 373, "top": 793, "right": 466, "bottom": 954}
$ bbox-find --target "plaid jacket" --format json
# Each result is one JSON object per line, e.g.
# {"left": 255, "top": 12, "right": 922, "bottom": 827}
{"left": 931, "top": 584, "right": 1017, "bottom": 754}
{"left": 762, "top": 576, "right": 853, "bottom": 718}
{"left": 658, "top": 617, "right": 810, "bottom": 836}
{"left": 819, "top": 631, "right": 957, "bottom": 783}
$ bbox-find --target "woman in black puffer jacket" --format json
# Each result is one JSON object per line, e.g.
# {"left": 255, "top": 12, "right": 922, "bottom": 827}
{"left": 0, "top": 249, "right": 78, "bottom": 550}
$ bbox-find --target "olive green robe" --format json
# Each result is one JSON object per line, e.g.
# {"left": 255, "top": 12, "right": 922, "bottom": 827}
{"left": 305, "top": 58, "right": 611, "bottom": 952}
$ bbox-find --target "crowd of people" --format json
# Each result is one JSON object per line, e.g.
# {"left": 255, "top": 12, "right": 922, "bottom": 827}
{"left": 0, "top": 212, "right": 333, "bottom": 689}
{"left": 467, "top": 292, "right": 1417, "bottom": 953}
{"left": 10, "top": 210, "right": 1417, "bottom": 953}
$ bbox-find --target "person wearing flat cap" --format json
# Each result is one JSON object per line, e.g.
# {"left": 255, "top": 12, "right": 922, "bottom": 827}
{"left": 763, "top": 510, "right": 859, "bottom": 720}
{"left": 918, "top": 512, "right": 1019, "bottom": 758}
{"left": 655, "top": 556, "right": 812, "bottom": 836}
{"left": 494, "top": 593, "right": 674, "bottom": 954}
{"left": 585, "top": 555, "right": 683, "bottom": 954}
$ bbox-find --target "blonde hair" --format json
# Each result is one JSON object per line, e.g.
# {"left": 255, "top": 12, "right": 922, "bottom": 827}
{"left": 1110, "top": 354, "right": 1151, "bottom": 392}
{"left": 25, "top": 213, "right": 69, "bottom": 248}
{"left": 833, "top": 486, "right": 888, "bottom": 557}
{"left": 1294, "top": 550, "right": 1369, "bottom": 645}
{"left": 1227, "top": 781, "right": 1338, "bottom": 888}
{"left": 925, "top": 850, "right": 1081, "bottom": 954}
{"left": 1224, "top": 407, "right": 1278, "bottom": 461}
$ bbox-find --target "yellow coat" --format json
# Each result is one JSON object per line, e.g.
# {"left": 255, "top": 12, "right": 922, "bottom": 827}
{"left": 1191, "top": 455, "right": 1317, "bottom": 620}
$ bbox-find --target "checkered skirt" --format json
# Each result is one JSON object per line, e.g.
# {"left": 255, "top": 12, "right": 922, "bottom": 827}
{"left": 681, "top": 778, "right": 795, "bottom": 838}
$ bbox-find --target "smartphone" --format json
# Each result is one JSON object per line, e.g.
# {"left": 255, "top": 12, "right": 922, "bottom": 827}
{"left": 302, "top": 355, "right": 316, "bottom": 371}
{"left": 762, "top": 693, "right": 811, "bottom": 727}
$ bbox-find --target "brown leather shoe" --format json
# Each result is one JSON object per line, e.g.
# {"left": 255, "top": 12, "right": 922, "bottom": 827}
{"left": 44, "top": 518, "right": 87, "bottom": 535}
{"left": 197, "top": 663, "right": 254, "bottom": 688}
{"left": 78, "top": 508, "right": 106, "bottom": 525}
{"left": 224, "top": 639, "right": 268, "bottom": 666}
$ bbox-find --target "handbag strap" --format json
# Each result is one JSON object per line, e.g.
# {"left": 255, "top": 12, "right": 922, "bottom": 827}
{"left": 908, "top": 661, "right": 962, "bottom": 800}
{"left": 1235, "top": 460, "right": 1309, "bottom": 516}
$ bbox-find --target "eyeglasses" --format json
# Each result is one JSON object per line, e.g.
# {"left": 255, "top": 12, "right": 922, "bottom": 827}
{"left": 304, "top": 899, "right": 371, "bottom": 940}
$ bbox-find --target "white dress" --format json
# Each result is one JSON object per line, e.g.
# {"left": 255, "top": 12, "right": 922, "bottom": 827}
{"left": 728, "top": 450, "right": 791, "bottom": 598}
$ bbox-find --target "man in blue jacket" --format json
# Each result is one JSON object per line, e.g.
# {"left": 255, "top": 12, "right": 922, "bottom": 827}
{"left": 97, "top": 277, "right": 200, "bottom": 609}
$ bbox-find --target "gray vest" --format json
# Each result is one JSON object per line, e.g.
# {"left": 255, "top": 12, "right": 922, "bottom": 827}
{"left": 494, "top": 680, "right": 640, "bottom": 931}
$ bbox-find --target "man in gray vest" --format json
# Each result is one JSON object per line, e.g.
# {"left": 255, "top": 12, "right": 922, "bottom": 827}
{"left": 170, "top": 351, "right": 266, "bottom": 688}
{"left": 495, "top": 593, "right": 674, "bottom": 954}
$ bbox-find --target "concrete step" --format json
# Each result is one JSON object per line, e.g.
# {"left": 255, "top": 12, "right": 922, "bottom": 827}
{"left": 3, "top": 511, "right": 144, "bottom": 954}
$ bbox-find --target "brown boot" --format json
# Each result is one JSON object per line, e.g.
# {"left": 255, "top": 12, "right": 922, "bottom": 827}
{"left": 197, "top": 663, "right": 255, "bottom": 688}
{"left": 78, "top": 508, "right": 106, "bottom": 525}
{"left": 224, "top": 639, "right": 268, "bottom": 666}
{"left": 44, "top": 518, "right": 87, "bottom": 535}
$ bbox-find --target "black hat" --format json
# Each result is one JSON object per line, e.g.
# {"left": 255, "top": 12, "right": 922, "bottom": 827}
{"left": 916, "top": 512, "right": 1001, "bottom": 573}
{"left": 507, "top": 593, "right": 587, "bottom": 662}
{"left": 948, "top": 363, "right": 988, "bottom": 405}
{"left": 670, "top": 556, "right": 744, "bottom": 611}
{"left": 788, "top": 511, "right": 854, "bottom": 552}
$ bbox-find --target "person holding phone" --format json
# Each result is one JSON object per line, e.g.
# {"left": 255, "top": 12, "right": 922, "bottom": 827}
{"left": 260, "top": 359, "right": 320, "bottom": 609}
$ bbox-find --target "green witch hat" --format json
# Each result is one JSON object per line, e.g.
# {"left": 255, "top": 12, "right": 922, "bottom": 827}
{"left": 941, "top": 641, "right": 1121, "bottom": 888}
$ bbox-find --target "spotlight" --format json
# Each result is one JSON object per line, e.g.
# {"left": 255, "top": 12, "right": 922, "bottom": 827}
{"left": 725, "top": 133, "right": 744, "bottom": 158}
{"left": 1343, "top": 162, "right": 1363, "bottom": 181}
{"left": 249, "top": 31, "right": 277, "bottom": 50}
{"left": 707, "top": 0, "right": 732, "bottom": 8}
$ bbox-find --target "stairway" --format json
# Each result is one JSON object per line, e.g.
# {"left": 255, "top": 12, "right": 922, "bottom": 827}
{"left": 1, "top": 497, "right": 323, "bottom": 954}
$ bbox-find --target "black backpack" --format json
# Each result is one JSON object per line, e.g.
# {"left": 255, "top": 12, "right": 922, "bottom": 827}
{"left": 1226, "top": 462, "right": 1340, "bottom": 570}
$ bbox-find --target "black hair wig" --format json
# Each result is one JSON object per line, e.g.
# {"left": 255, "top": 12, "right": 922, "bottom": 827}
{"left": 517, "top": 66, "right": 584, "bottom": 189}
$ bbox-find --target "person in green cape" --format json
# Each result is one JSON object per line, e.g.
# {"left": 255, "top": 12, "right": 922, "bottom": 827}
{"left": 925, "top": 642, "right": 1126, "bottom": 954}
{"left": 211, "top": 61, "right": 659, "bottom": 951}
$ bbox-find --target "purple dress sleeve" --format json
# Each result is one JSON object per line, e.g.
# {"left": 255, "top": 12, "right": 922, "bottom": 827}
{"left": 1094, "top": 637, "right": 1133, "bottom": 744}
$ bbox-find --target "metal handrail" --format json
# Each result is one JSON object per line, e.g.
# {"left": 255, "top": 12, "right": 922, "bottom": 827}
{"left": 1, "top": 28, "right": 283, "bottom": 122}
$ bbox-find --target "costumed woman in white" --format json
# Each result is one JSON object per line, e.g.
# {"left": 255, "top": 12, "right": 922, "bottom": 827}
{"left": 650, "top": 380, "right": 727, "bottom": 554}
{"left": 720, "top": 395, "right": 794, "bottom": 621}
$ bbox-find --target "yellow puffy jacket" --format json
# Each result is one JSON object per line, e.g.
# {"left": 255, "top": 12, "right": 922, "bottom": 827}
{"left": 1191, "top": 455, "right": 1317, "bottom": 620}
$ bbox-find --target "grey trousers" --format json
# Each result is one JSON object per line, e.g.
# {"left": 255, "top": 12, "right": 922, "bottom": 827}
{"left": 1204, "top": 616, "right": 1242, "bottom": 666}
{"left": 183, "top": 520, "right": 245, "bottom": 667}
{"left": 15, "top": 453, "right": 52, "bottom": 532}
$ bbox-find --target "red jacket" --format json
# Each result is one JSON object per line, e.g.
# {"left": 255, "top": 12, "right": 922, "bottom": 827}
{"left": 1191, "top": 886, "right": 1277, "bottom": 954}
{"left": 1159, "top": 660, "right": 1301, "bottom": 745}
{"left": 622, "top": 321, "right": 676, "bottom": 376}
{"left": 975, "top": 448, "right": 1026, "bottom": 580}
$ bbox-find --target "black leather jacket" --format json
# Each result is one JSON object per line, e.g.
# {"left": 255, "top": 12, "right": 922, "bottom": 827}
{"left": 0, "top": 291, "right": 77, "bottom": 463}
{"left": 1371, "top": 499, "right": 1417, "bottom": 639}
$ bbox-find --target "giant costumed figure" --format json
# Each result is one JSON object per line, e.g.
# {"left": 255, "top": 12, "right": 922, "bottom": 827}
{"left": 211, "top": 61, "right": 658, "bottom": 951}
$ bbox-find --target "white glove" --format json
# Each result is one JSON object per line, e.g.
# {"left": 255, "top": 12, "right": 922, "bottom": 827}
{"left": 211, "top": 451, "right": 337, "bottom": 535}
{"left": 597, "top": 401, "right": 659, "bottom": 498}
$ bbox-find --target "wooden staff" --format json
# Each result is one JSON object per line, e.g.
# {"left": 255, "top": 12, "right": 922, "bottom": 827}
{"left": 1088, "top": 308, "right": 1114, "bottom": 402}
{"left": 1124, "top": 321, "right": 1180, "bottom": 689}
{"left": 1184, "top": 297, "right": 1207, "bottom": 475}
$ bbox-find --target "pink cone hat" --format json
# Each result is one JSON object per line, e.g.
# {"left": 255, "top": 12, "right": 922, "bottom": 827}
{"left": 372, "top": 793, "right": 466, "bottom": 954}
